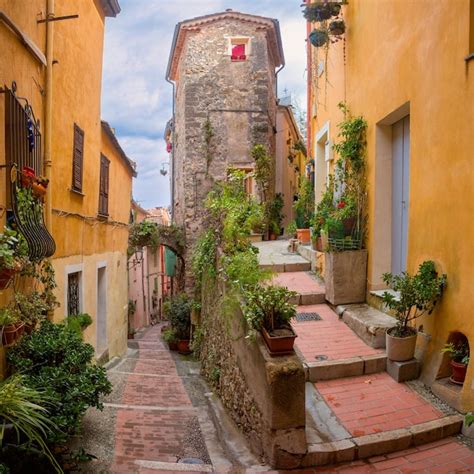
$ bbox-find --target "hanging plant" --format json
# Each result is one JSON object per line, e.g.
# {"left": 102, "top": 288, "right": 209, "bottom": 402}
{"left": 303, "top": 1, "right": 343, "bottom": 22}
{"left": 329, "top": 19, "right": 346, "bottom": 36}
{"left": 309, "top": 28, "right": 330, "bottom": 48}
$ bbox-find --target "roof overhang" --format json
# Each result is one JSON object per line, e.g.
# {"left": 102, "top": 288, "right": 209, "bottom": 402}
{"left": 99, "top": 0, "right": 121, "bottom": 18}
{"left": 166, "top": 11, "right": 285, "bottom": 81}
{"left": 101, "top": 121, "right": 137, "bottom": 177}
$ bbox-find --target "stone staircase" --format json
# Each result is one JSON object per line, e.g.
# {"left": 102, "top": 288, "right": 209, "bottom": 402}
{"left": 255, "top": 240, "right": 464, "bottom": 467}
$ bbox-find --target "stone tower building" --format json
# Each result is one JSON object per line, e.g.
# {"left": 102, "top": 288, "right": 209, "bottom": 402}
{"left": 166, "top": 10, "right": 285, "bottom": 263}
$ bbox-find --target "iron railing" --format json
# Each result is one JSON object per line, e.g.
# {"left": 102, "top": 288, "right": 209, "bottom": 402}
{"left": 2, "top": 83, "right": 55, "bottom": 260}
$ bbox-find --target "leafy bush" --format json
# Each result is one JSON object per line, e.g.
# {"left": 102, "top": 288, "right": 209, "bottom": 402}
{"left": 65, "top": 313, "right": 93, "bottom": 335}
{"left": 294, "top": 176, "right": 314, "bottom": 228}
{"left": 7, "top": 321, "right": 112, "bottom": 444}
{"left": 168, "top": 294, "right": 192, "bottom": 340}
{"left": 382, "top": 261, "right": 447, "bottom": 337}
{"left": 14, "top": 292, "right": 49, "bottom": 326}
{"left": 442, "top": 342, "right": 470, "bottom": 365}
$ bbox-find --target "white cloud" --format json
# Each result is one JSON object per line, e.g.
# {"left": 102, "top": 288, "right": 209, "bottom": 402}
{"left": 102, "top": 0, "right": 307, "bottom": 207}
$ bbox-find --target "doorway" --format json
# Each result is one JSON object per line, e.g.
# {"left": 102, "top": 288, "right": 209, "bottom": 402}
{"left": 96, "top": 265, "right": 107, "bottom": 353}
{"left": 391, "top": 116, "right": 410, "bottom": 275}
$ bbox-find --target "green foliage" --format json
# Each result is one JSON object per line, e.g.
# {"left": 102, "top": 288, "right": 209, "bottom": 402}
{"left": 167, "top": 294, "right": 192, "bottom": 340}
{"left": 252, "top": 145, "right": 272, "bottom": 202}
{"left": 266, "top": 193, "right": 284, "bottom": 235}
{"left": 242, "top": 285, "right": 297, "bottom": 337}
{"left": 0, "top": 375, "right": 62, "bottom": 472}
{"left": 286, "top": 220, "right": 297, "bottom": 237}
{"left": 192, "top": 229, "right": 218, "bottom": 287}
{"left": 65, "top": 313, "right": 93, "bottom": 335}
{"left": 382, "top": 261, "right": 447, "bottom": 337}
{"left": 190, "top": 326, "right": 204, "bottom": 358}
{"left": 0, "top": 228, "right": 24, "bottom": 271}
{"left": 312, "top": 177, "right": 334, "bottom": 237}
{"left": 0, "top": 307, "right": 20, "bottom": 327}
{"left": 7, "top": 321, "right": 112, "bottom": 444}
{"left": 441, "top": 342, "right": 470, "bottom": 365}
{"left": 162, "top": 328, "right": 178, "bottom": 344}
{"left": 465, "top": 413, "right": 474, "bottom": 427}
{"left": 13, "top": 292, "right": 48, "bottom": 326}
{"left": 128, "top": 221, "right": 159, "bottom": 249}
{"left": 294, "top": 176, "right": 314, "bottom": 228}
{"left": 16, "top": 187, "right": 43, "bottom": 228}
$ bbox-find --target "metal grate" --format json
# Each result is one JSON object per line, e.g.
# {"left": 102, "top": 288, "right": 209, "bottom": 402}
{"left": 295, "top": 312, "right": 322, "bottom": 322}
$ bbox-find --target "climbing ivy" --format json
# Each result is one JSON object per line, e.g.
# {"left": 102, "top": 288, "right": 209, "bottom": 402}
{"left": 203, "top": 118, "right": 215, "bottom": 173}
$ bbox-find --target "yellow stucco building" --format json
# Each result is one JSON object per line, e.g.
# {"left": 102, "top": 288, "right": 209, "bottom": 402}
{"left": 0, "top": 0, "right": 134, "bottom": 364}
{"left": 308, "top": 0, "right": 474, "bottom": 410}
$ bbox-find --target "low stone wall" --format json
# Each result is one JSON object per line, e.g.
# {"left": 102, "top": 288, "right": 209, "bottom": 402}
{"left": 200, "top": 277, "right": 307, "bottom": 468}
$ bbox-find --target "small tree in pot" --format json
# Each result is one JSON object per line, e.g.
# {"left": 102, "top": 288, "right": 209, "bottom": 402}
{"left": 242, "top": 285, "right": 298, "bottom": 355}
{"left": 168, "top": 293, "right": 192, "bottom": 354}
{"left": 382, "top": 261, "right": 446, "bottom": 361}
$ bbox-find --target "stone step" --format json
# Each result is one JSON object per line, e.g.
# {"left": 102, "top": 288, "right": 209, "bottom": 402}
{"left": 260, "top": 261, "right": 311, "bottom": 273}
{"left": 302, "top": 415, "right": 462, "bottom": 466}
{"left": 303, "top": 354, "right": 387, "bottom": 382}
{"left": 336, "top": 304, "right": 396, "bottom": 349}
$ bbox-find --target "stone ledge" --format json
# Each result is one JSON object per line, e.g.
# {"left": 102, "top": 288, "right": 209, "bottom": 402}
{"left": 303, "top": 440, "right": 356, "bottom": 467}
{"left": 338, "top": 304, "right": 396, "bottom": 349}
{"left": 306, "top": 354, "right": 387, "bottom": 382}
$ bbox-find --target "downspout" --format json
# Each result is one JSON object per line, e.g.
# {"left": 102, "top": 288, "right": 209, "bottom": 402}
{"left": 165, "top": 78, "right": 175, "bottom": 222}
{"left": 275, "top": 64, "right": 285, "bottom": 104}
{"left": 44, "top": 0, "right": 54, "bottom": 232}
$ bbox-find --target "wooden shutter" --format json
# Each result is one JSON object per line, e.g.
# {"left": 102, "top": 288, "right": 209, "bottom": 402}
{"left": 72, "top": 124, "right": 84, "bottom": 192}
{"left": 99, "top": 154, "right": 110, "bottom": 216}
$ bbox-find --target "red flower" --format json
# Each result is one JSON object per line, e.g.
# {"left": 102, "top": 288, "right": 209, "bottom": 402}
{"left": 337, "top": 201, "right": 346, "bottom": 209}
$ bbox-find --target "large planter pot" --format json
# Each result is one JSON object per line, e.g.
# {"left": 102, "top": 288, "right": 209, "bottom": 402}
{"left": 262, "top": 326, "right": 297, "bottom": 356}
{"left": 450, "top": 360, "right": 467, "bottom": 385}
{"left": 312, "top": 236, "right": 324, "bottom": 252}
{"left": 177, "top": 339, "right": 191, "bottom": 355}
{"left": 296, "top": 228, "right": 311, "bottom": 244}
{"left": 342, "top": 217, "right": 357, "bottom": 236}
{"left": 324, "top": 250, "right": 368, "bottom": 305}
{"left": 269, "top": 233, "right": 278, "bottom": 241}
{"left": 2, "top": 324, "right": 21, "bottom": 346}
{"left": 0, "top": 268, "right": 16, "bottom": 290}
{"left": 386, "top": 328, "right": 417, "bottom": 362}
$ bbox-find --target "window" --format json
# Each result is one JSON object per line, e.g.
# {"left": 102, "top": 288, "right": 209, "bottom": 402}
{"left": 67, "top": 271, "right": 81, "bottom": 316}
{"left": 72, "top": 124, "right": 84, "bottom": 192}
{"left": 98, "top": 154, "right": 110, "bottom": 216}
{"left": 227, "top": 37, "right": 251, "bottom": 61}
{"left": 231, "top": 43, "right": 246, "bottom": 61}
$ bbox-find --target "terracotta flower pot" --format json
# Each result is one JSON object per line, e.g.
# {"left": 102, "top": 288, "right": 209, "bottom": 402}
{"left": 2, "top": 324, "right": 19, "bottom": 346}
{"left": 296, "top": 228, "right": 311, "bottom": 244}
{"left": 24, "top": 322, "right": 36, "bottom": 335}
{"left": 0, "top": 268, "right": 16, "bottom": 290}
{"left": 262, "top": 326, "right": 297, "bottom": 356}
{"left": 386, "top": 328, "right": 417, "bottom": 361}
{"left": 450, "top": 360, "right": 467, "bottom": 385}
{"left": 16, "top": 322, "right": 25, "bottom": 337}
{"left": 177, "top": 339, "right": 191, "bottom": 354}
{"left": 342, "top": 217, "right": 357, "bottom": 236}
{"left": 32, "top": 182, "right": 47, "bottom": 199}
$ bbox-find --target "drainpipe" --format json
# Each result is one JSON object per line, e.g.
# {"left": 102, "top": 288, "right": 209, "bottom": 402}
{"left": 275, "top": 63, "right": 285, "bottom": 104}
{"left": 165, "top": 78, "right": 175, "bottom": 222}
{"left": 44, "top": 0, "right": 54, "bottom": 232}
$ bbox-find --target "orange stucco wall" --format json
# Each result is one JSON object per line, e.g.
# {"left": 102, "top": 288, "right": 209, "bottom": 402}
{"left": 309, "top": 0, "right": 474, "bottom": 409}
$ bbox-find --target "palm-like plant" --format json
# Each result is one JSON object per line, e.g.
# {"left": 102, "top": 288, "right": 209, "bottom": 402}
{"left": 0, "top": 375, "right": 62, "bottom": 472}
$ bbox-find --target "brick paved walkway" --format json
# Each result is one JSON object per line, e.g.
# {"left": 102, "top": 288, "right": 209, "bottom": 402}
{"left": 111, "top": 326, "right": 207, "bottom": 473}
{"left": 293, "top": 304, "right": 383, "bottom": 362}
{"left": 273, "top": 272, "right": 325, "bottom": 295}
{"left": 316, "top": 372, "right": 443, "bottom": 437}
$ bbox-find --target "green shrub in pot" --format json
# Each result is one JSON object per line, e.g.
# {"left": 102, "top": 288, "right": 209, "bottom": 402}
{"left": 168, "top": 294, "right": 192, "bottom": 341}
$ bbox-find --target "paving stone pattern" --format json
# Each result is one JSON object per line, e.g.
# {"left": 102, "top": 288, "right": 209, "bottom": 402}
{"left": 293, "top": 304, "right": 383, "bottom": 361}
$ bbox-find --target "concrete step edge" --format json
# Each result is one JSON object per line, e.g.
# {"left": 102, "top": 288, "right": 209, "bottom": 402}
{"left": 301, "top": 414, "right": 463, "bottom": 467}
{"left": 260, "top": 262, "right": 311, "bottom": 273}
{"left": 303, "top": 354, "right": 387, "bottom": 382}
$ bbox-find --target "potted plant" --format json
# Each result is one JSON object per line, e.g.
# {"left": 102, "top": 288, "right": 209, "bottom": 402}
{"left": 286, "top": 220, "right": 297, "bottom": 239}
{"left": 243, "top": 285, "right": 298, "bottom": 355}
{"left": 441, "top": 342, "right": 470, "bottom": 385}
{"left": 382, "top": 261, "right": 447, "bottom": 362}
{"left": 168, "top": 294, "right": 192, "bottom": 354}
{"left": 0, "top": 307, "right": 22, "bottom": 346}
{"left": 329, "top": 19, "right": 346, "bottom": 36}
{"left": 303, "top": 2, "right": 341, "bottom": 23}
{"left": 294, "top": 176, "right": 314, "bottom": 244}
{"left": 266, "top": 193, "right": 284, "bottom": 240}
{"left": 0, "top": 228, "right": 24, "bottom": 290}
{"left": 162, "top": 327, "right": 179, "bottom": 351}
{"left": 14, "top": 292, "right": 49, "bottom": 334}
{"left": 309, "top": 28, "right": 329, "bottom": 48}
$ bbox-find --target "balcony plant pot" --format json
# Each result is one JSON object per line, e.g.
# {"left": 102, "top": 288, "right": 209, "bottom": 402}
{"left": 325, "top": 249, "right": 368, "bottom": 305}
{"left": 296, "top": 228, "right": 311, "bottom": 244}
{"left": 2, "top": 324, "right": 20, "bottom": 346}
{"left": 262, "top": 326, "right": 297, "bottom": 355}
{"left": 0, "top": 268, "right": 16, "bottom": 289}
{"left": 386, "top": 328, "right": 417, "bottom": 362}
{"left": 177, "top": 339, "right": 191, "bottom": 355}
{"left": 329, "top": 19, "right": 346, "bottom": 36}
{"left": 32, "top": 182, "right": 47, "bottom": 199}
{"left": 450, "top": 360, "right": 467, "bottom": 385}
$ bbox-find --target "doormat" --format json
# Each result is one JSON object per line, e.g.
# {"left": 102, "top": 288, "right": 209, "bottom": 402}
{"left": 295, "top": 312, "right": 322, "bottom": 322}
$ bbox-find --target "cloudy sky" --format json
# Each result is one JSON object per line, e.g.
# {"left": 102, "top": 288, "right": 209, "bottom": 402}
{"left": 101, "top": 1, "right": 307, "bottom": 209}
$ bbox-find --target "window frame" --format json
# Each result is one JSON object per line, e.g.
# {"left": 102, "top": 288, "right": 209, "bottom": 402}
{"left": 226, "top": 36, "right": 252, "bottom": 62}
{"left": 64, "top": 264, "right": 84, "bottom": 317}
{"left": 98, "top": 153, "right": 110, "bottom": 217}
{"left": 72, "top": 123, "right": 84, "bottom": 193}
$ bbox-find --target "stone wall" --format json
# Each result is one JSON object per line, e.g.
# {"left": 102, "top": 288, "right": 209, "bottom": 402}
{"left": 199, "top": 276, "right": 307, "bottom": 468}
{"left": 172, "top": 18, "right": 279, "bottom": 285}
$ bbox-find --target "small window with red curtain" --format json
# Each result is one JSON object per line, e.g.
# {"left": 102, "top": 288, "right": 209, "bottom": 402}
{"left": 231, "top": 43, "right": 246, "bottom": 61}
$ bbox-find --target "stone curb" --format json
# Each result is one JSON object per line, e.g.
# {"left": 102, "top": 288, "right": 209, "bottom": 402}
{"left": 302, "top": 415, "right": 463, "bottom": 466}
{"left": 260, "top": 262, "right": 311, "bottom": 273}
{"left": 304, "top": 354, "right": 387, "bottom": 382}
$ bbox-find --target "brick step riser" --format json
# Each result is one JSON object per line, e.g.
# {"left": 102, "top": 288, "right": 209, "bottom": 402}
{"left": 304, "top": 355, "right": 387, "bottom": 382}
{"left": 260, "top": 263, "right": 311, "bottom": 273}
{"left": 302, "top": 415, "right": 463, "bottom": 467}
